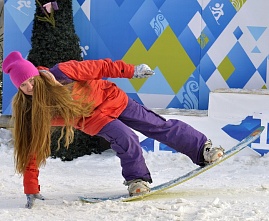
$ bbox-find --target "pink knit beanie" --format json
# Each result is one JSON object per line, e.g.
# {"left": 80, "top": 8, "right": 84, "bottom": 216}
{"left": 2, "top": 51, "right": 39, "bottom": 88}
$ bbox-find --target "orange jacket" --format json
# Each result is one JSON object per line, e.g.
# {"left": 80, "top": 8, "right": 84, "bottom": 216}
{"left": 23, "top": 59, "right": 134, "bottom": 194}
{"left": 52, "top": 59, "right": 134, "bottom": 135}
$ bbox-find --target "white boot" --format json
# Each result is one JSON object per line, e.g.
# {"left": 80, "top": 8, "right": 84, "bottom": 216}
{"left": 203, "top": 140, "right": 224, "bottom": 164}
{"left": 124, "top": 179, "right": 150, "bottom": 196}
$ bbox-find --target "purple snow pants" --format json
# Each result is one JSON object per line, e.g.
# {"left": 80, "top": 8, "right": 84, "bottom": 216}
{"left": 97, "top": 98, "right": 207, "bottom": 182}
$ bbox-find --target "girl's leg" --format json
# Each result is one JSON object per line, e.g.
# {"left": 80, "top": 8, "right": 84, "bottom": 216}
{"left": 97, "top": 119, "right": 152, "bottom": 183}
{"left": 118, "top": 98, "right": 207, "bottom": 165}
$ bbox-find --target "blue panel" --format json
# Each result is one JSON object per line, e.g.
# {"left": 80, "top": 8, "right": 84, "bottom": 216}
{"left": 222, "top": 116, "right": 261, "bottom": 141}
{"left": 3, "top": 8, "right": 32, "bottom": 114}
{"left": 2, "top": 74, "right": 17, "bottom": 114}
{"left": 203, "top": 0, "right": 236, "bottom": 39}
{"left": 247, "top": 26, "right": 267, "bottom": 41}
{"left": 227, "top": 42, "right": 256, "bottom": 88}
{"left": 5, "top": 0, "right": 35, "bottom": 32}
{"left": 140, "top": 138, "right": 154, "bottom": 152}
{"left": 257, "top": 57, "right": 267, "bottom": 82}
{"left": 126, "top": 93, "right": 143, "bottom": 105}
{"left": 90, "top": 0, "right": 142, "bottom": 59}
{"left": 73, "top": 9, "right": 93, "bottom": 59}
{"left": 3, "top": 10, "right": 31, "bottom": 54}
{"left": 177, "top": 73, "right": 199, "bottom": 109}
{"left": 115, "top": 0, "right": 124, "bottom": 7}
{"left": 72, "top": 0, "right": 81, "bottom": 14}
{"left": 159, "top": 143, "right": 176, "bottom": 152}
{"left": 233, "top": 26, "right": 243, "bottom": 40}
{"left": 23, "top": 20, "right": 34, "bottom": 45}
{"left": 167, "top": 96, "right": 184, "bottom": 109}
{"left": 200, "top": 54, "right": 216, "bottom": 82}
{"left": 108, "top": 78, "right": 136, "bottom": 93}
{"left": 138, "top": 67, "right": 174, "bottom": 95}
{"left": 152, "top": 0, "right": 166, "bottom": 9}
{"left": 198, "top": 75, "right": 210, "bottom": 110}
{"left": 251, "top": 46, "right": 261, "bottom": 53}
{"left": 129, "top": 0, "right": 159, "bottom": 50}
{"left": 178, "top": 26, "right": 201, "bottom": 67}
{"left": 252, "top": 149, "right": 269, "bottom": 156}
{"left": 86, "top": 23, "right": 113, "bottom": 59}
{"left": 200, "top": 26, "right": 216, "bottom": 57}
{"left": 160, "top": 0, "right": 201, "bottom": 36}
{"left": 77, "top": 0, "right": 86, "bottom": 6}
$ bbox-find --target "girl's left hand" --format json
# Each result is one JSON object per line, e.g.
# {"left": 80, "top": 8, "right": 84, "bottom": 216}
{"left": 133, "top": 64, "right": 155, "bottom": 78}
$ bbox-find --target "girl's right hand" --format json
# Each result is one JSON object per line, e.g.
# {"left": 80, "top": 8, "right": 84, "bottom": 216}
{"left": 25, "top": 193, "right": 45, "bottom": 209}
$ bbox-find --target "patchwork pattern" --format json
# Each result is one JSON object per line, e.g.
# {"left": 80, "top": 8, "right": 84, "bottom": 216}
{"left": 3, "top": 0, "right": 269, "bottom": 114}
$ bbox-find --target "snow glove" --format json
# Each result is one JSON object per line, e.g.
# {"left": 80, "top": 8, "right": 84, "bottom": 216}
{"left": 25, "top": 193, "right": 45, "bottom": 209}
{"left": 133, "top": 64, "right": 155, "bottom": 78}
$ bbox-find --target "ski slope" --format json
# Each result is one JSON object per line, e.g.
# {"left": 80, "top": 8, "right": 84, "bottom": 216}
{"left": 0, "top": 112, "right": 268, "bottom": 221}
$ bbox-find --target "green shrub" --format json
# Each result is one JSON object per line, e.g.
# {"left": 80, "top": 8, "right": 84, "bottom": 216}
{"left": 50, "top": 128, "right": 110, "bottom": 161}
{"left": 27, "top": 0, "right": 110, "bottom": 160}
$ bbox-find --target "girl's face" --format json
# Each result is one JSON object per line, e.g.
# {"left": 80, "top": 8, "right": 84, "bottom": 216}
{"left": 20, "top": 77, "right": 35, "bottom": 96}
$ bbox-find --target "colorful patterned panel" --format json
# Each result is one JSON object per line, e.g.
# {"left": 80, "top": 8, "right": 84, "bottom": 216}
{"left": 3, "top": 0, "right": 269, "bottom": 114}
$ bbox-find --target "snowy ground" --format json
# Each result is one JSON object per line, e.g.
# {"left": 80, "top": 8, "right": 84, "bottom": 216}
{"left": 0, "top": 113, "right": 269, "bottom": 221}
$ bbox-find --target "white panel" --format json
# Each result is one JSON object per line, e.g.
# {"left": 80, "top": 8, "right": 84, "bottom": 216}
{"left": 188, "top": 11, "right": 204, "bottom": 39}
{"left": 206, "top": 70, "right": 229, "bottom": 91}
{"left": 208, "top": 90, "right": 269, "bottom": 119}
{"left": 138, "top": 94, "right": 174, "bottom": 109}
{"left": 243, "top": 71, "right": 265, "bottom": 89}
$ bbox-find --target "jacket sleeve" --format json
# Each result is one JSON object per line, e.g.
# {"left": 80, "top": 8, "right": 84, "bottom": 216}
{"left": 23, "top": 157, "right": 40, "bottom": 194}
{"left": 58, "top": 59, "right": 135, "bottom": 81}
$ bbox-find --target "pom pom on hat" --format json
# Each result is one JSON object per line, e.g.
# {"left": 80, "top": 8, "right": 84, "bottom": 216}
{"left": 2, "top": 51, "right": 39, "bottom": 88}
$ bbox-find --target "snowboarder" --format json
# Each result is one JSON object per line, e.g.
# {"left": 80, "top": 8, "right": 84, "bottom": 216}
{"left": 3, "top": 51, "right": 224, "bottom": 209}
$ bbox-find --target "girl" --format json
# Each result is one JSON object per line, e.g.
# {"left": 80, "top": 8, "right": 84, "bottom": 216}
{"left": 3, "top": 51, "right": 224, "bottom": 209}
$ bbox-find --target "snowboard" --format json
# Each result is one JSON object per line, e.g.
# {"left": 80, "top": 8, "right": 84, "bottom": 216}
{"left": 79, "top": 126, "right": 264, "bottom": 203}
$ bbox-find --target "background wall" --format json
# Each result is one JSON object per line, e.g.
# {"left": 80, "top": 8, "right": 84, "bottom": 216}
{"left": 2, "top": 0, "right": 269, "bottom": 114}
{"left": 0, "top": 0, "right": 3, "bottom": 113}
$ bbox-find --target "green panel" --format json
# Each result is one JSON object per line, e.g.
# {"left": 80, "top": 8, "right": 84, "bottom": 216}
{"left": 150, "top": 26, "right": 196, "bottom": 93}
{"left": 123, "top": 39, "right": 151, "bottom": 91}
{"left": 198, "top": 32, "right": 209, "bottom": 49}
{"left": 123, "top": 26, "right": 196, "bottom": 93}
{"left": 123, "top": 26, "right": 195, "bottom": 94}
{"left": 218, "top": 56, "right": 235, "bottom": 81}
{"left": 230, "top": 0, "right": 247, "bottom": 11}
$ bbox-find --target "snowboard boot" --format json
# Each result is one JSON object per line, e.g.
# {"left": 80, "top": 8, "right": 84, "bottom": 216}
{"left": 124, "top": 179, "right": 150, "bottom": 196}
{"left": 203, "top": 140, "right": 224, "bottom": 164}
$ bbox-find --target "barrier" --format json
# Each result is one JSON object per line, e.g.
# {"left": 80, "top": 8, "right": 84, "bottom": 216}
{"left": 208, "top": 89, "right": 269, "bottom": 155}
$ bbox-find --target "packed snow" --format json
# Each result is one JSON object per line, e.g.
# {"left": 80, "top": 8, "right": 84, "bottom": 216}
{"left": 0, "top": 112, "right": 269, "bottom": 221}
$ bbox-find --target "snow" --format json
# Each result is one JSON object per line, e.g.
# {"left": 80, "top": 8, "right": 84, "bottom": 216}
{"left": 0, "top": 113, "right": 269, "bottom": 221}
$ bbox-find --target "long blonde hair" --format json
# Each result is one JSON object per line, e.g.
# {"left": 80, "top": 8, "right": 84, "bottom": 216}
{"left": 12, "top": 72, "right": 94, "bottom": 174}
